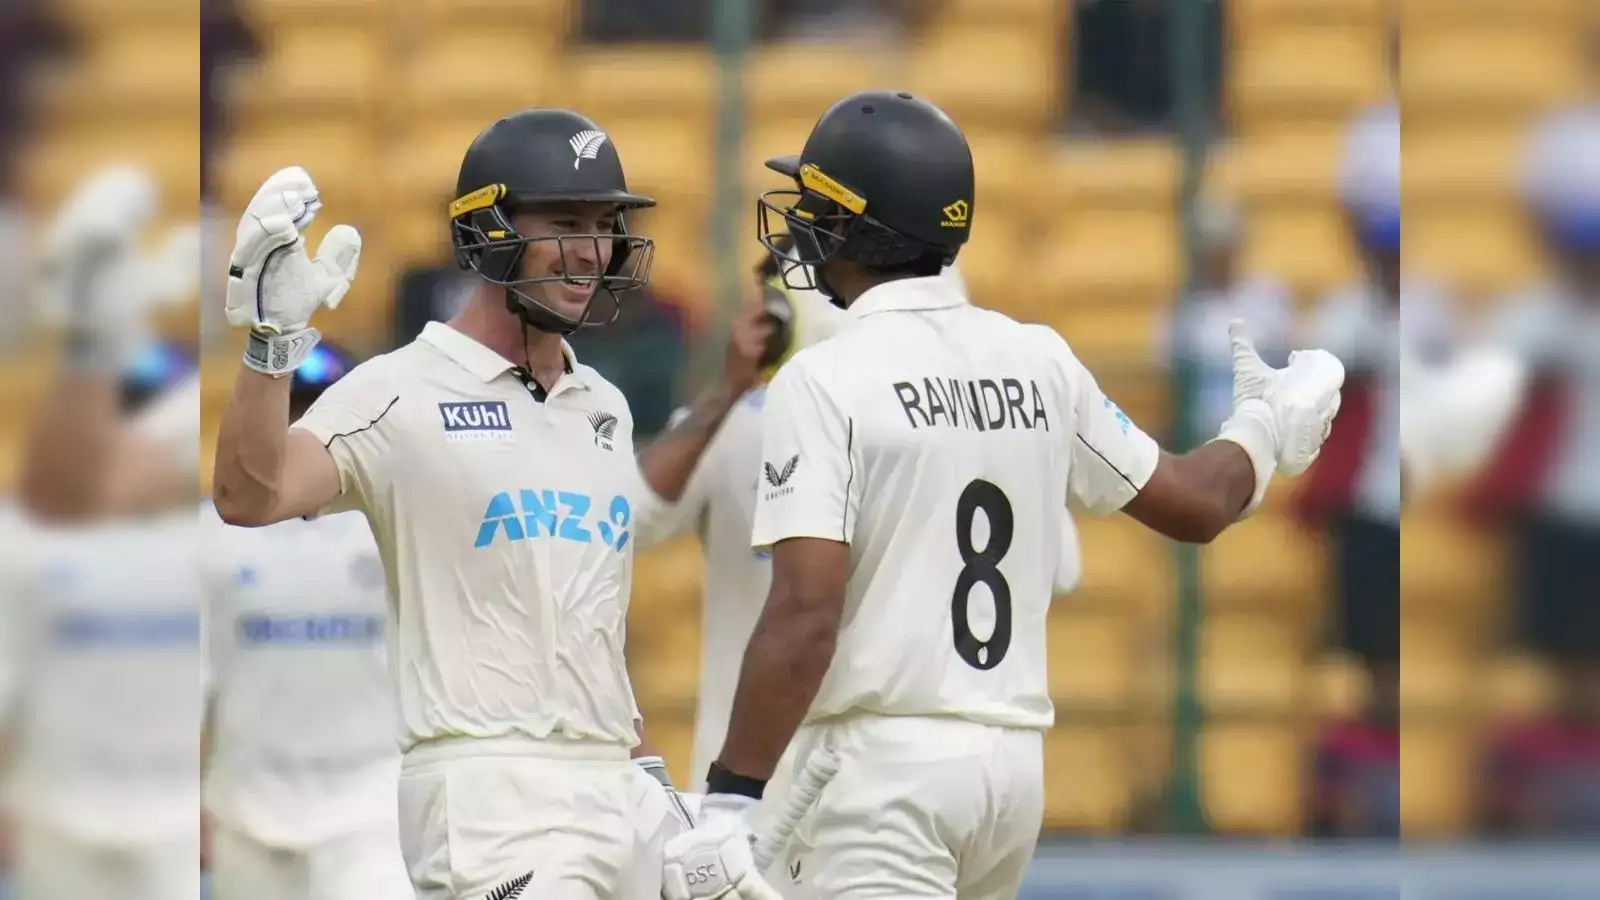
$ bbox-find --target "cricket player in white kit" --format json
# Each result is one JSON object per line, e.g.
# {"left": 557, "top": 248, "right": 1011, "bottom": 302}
{"left": 210, "top": 108, "right": 770, "bottom": 900}
{"left": 661, "top": 91, "right": 1347, "bottom": 900}
{"left": 0, "top": 165, "right": 203, "bottom": 900}
{"left": 201, "top": 341, "right": 414, "bottom": 900}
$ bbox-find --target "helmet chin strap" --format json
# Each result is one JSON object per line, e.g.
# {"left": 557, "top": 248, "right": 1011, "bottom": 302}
{"left": 505, "top": 285, "right": 580, "bottom": 336}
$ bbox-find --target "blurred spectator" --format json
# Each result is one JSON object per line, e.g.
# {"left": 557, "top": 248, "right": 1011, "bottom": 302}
{"left": 1155, "top": 194, "right": 1292, "bottom": 440}
{"left": 1297, "top": 102, "right": 1405, "bottom": 713}
{"left": 201, "top": 0, "right": 259, "bottom": 204}
{"left": 1069, "top": 0, "right": 1223, "bottom": 135}
{"left": 1482, "top": 665, "right": 1600, "bottom": 837}
{"left": 1472, "top": 108, "right": 1600, "bottom": 688}
{"left": 579, "top": 0, "right": 713, "bottom": 43}
{"left": 1307, "top": 699, "right": 1399, "bottom": 839}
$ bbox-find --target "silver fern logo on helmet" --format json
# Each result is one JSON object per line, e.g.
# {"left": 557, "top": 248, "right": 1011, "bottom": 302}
{"left": 569, "top": 130, "right": 608, "bottom": 169}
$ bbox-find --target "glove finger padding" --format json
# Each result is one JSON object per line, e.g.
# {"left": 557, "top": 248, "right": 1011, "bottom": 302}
{"left": 1270, "top": 350, "right": 1346, "bottom": 476}
{"left": 663, "top": 825, "right": 783, "bottom": 900}
{"left": 1228, "top": 318, "right": 1280, "bottom": 407}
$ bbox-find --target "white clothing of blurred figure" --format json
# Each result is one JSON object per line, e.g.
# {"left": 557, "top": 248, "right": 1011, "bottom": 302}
{"left": 0, "top": 166, "right": 203, "bottom": 900}
{"left": 201, "top": 343, "right": 413, "bottom": 900}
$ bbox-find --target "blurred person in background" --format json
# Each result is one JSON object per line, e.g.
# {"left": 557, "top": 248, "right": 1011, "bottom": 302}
{"left": 1471, "top": 104, "right": 1600, "bottom": 838}
{"left": 0, "top": 0, "right": 73, "bottom": 348}
{"left": 19, "top": 166, "right": 201, "bottom": 523}
{"left": 199, "top": 0, "right": 260, "bottom": 347}
{"left": 0, "top": 191, "right": 204, "bottom": 900}
{"left": 1155, "top": 194, "right": 1293, "bottom": 440}
{"left": 763, "top": 0, "right": 938, "bottom": 45}
{"left": 1069, "top": 0, "right": 1223, "bottom": 135}
{"left": 201, "top": 341, "right": 413, "bottom": 900}
{"left": 1297, "top": 102, "right": 1403, "bottom": 838}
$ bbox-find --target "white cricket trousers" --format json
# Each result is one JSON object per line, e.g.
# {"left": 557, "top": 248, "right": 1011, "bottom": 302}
{"left": 208, "top": 818, "right": 413, "bottom": 900}
{"left": 12, "top": 821, "right": 199, "bottom": 900}
{"left": 770, "top": 715, "right": 1044, "bottom": 900}
{"left": 398, "top": 736, "right": 676, "bottom": 900}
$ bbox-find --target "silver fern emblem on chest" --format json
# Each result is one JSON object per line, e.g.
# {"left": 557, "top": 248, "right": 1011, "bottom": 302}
{"left": 569, "top": 130, "right": 608, "bottom": 169}
{"left": 484, "top": 871, "right": 532, "bottom": 900}
{"left": 588, "top": 410, "right": 618, "bottom": 451}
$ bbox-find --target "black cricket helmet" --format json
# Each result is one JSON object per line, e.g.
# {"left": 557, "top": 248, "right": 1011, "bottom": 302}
{"left": 450, "top": 108, "right": 656, "bottom": 334}
{"left": 757, "top": 90, "right": 974, "bottom": 298}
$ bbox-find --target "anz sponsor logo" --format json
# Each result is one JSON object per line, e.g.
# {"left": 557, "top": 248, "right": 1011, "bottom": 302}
{"left": 51, "top": 610, "right": 200, "bottom": 648}
{"left": 237, "top": 614, "right": 385, "bottom": 646}
{"left": 440, "top": 401, "right": 515, "bottom": 443}
{"left": 475, "top": 489, "right": 632, "bottom": 551}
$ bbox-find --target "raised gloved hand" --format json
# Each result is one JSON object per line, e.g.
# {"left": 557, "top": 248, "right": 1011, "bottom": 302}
{"left": 1215, "top": 321, "right": 1345, "bottom": 516}
{"left": 35, "top": 164, "right": 200, "bottom": 368}
{"left": 224, "top": 166, "right": 361, "bottom": 377}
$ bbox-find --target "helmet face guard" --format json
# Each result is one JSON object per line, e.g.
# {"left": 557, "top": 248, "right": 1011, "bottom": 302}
{"left": 450, "top": 183, "right": 656, "bottom": 333}
{"left": 758, "top": 163, "right": 949, "bottom": 294}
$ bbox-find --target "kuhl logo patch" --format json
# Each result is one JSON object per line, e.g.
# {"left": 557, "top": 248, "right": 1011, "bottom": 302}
{"left": 440, "top": 401, "right": 515, "bottom": 443}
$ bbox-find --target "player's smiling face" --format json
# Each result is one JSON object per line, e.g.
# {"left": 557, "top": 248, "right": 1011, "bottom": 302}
{"left": 514, "top": 203, "right": 618, "bottom": 317}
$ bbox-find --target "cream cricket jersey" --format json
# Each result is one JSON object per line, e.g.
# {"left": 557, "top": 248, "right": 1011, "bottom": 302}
{"left": 751, "top": 275, "right": 1160, "bottom": 731}
{"left": 200, "top": 503, "right": 400, "bottom": 846}
{"left": 0, "top": 509, "right": 202, "bottom": 843}
{"left": 291, "top": 322, "right": 649, "bottom": 754}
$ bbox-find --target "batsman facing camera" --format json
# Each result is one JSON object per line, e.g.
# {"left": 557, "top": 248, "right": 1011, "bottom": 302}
{"left": 659, "top": 89, "right": 1347, "bottom": 900}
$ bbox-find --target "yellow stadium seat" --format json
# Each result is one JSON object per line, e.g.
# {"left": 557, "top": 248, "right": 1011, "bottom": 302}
{"left": 1232, "top": 0, "right": 1388, "bottom": 27}
{"left": 743, "top": 49, "right": 898, "bottom": 122}
{"left": 1314, "top": 652, "right": 1370, "bottom": 720}
{"left": 1200, "top": 511, "right": 1326, "bottom": 611}
{"left": 408, "top": 0, "right": 570, "bottom": 28}
{"left": 1404, "top": 27, "right": 1582, "bottom": 118}
{"left": 386, "top": 206, "right": 452, "bottom": 268}
{"left": 385, "top": 118, "right": 503, "bottom": 205}
{"left": 1049, "top": 140, "right": 1179, "bottom": 212}
{"left": 1070, "top": 515, "right": 1172, "bottom": 613}
{"left": 1404, "top": 201, "right": 1540, "bottom": 296}
{"left": 233, "top": 26, "right": 386, "bottom": 114}
{"left": 244, "top": 0, "right": 388, "bottom": 23}
{"left": 635, "top": 537, "right": 707, "bottom": 611}
{"left": 1400, "top": 725, "right": 1475, "bottom": 837}
{"left": 1043, "top": 306, "right": 1163, "bottom": 369}
{"left": 1486, "top": 654, "right": 1556, "bottom": 719}
{"left": 216, "top": 120, "right": 375, "bottom": 217}
{"left": 1047, "top": 610, "right": 1134, "bottom": 710}
{"left": 1242, "top": 203, "right": 1357, "bottom": 300}
{"left": 1043, "top": 727, "right": 1134, "bottom": 832}
{"left": 1230, "top": 27, "right": 1387, "bottom": 133}
{"left": 1211, "top": 129, "right": 1345, "bottom": 206}
{"left": 1401, "top": 127, "right": 1527, "bottom": 203}
{"left": 744, "top": 116, "right": 818, "bottom": 192}
{"left": 1398, "top": 509, "right": 1506, "bottom": 613}
{"left": 1400, "top": 616, "right": 1477, "bottom": 714}
{"left": 633, "top": 617, "right": 702, "bottom": 711}
{"left": 966, "top": 132, "right": 1041, "bottom": 214}
{"left": 956, "top": 214, "right": 1022, "bottom": 314}
{"left": 1200, "top": 615, "right": 1306, "bottom": 715}
{"left": 566, "top": 48, "right": 717, "bottom": 121}
{"left": 1200, "top": 724, "right": 1303, "bottom": 836}
{"left": 56, "top": 0, "right": 196, "bottom": 26}
{"left": 644, "top": 712, "right": 698, "bottom": 780}
{"left": 599, "top": 118, "right": 715, "bottom": 209}
{"left": 1041, "top": 209, "right": 1180, "bottom": 306}
{"left": 931, "top": 0, "right": 1058, "bottom": 29}
{"left": 395, "top": 28, "right": 555, "bottom": 118}
{"left": 70, "top": 26, "right": 200, "bottom": 112}
{"left": 908, "top": 26, "right": 1060, "bottom": 130}
{"left": 1398, "top": 0, "right": 1582, "bottom": 26}
{"left": 16, "top": 119, "right": 199, "bottom": 216}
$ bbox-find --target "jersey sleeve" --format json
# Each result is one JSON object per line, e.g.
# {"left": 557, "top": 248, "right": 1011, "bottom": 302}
{"left": 631, "top": 405, "right": 717, "bottom": 551}
{"left": 289, "top": 360, "right": 401, "bottom": 517}
{"left": 750, "top": 360, "right": 859, "bottom": 549}
{"left": 1063, "top": 351, "right": 1161, "bottom": 516}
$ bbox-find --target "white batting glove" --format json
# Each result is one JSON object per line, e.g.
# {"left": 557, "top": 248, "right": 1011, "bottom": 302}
{"left": 225, "top": 166, "right": 361, "bottom": 377}
{"left": 1267, "top": 348, "right": 1345, "bottom": 476}
{"left": 663, "top": 818, "right": 784, "bottom": 900}
{"left": 35, "top": 164, "right": 200, "bottom": 368}
{"left": 1212, "top": 321, "right": 1284, "bottom": 516}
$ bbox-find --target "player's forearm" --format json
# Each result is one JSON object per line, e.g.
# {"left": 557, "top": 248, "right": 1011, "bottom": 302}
{"left": 19, "top": 369, "right": 120, "bottom": 521}
{"left": 716, "top": 585, "right": 839, "bottom": 781}
{"left": 1128, "top": 443, "right": 1255, "bottom": 544}
{"left": 213, "top": 367, "right": 294, "bottom": 525}
{"left": 635, "top": 383, "right": 740, "bottom": 503}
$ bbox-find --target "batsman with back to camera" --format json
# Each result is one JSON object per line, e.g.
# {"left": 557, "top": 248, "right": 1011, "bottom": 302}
{"left": 660, "top": 90, "right": 1348, "bottom": 900}
{"left": 211, "top": 108, "right": 771, "bottom": 900}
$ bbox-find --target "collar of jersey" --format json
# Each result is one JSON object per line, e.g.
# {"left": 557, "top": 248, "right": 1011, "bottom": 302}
{"left": 418, "top": 321, "right": 587, "bottom": 388}
{"left": 846, "top": 274, "right": 969, "bottom": 320}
